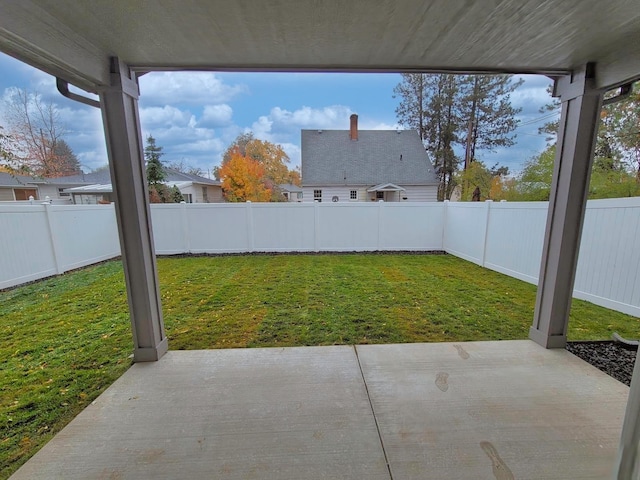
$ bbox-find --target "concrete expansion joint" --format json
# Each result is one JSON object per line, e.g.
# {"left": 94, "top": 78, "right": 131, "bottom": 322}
{"left": 353, "top": 345, "right": 394, "bottom": 480}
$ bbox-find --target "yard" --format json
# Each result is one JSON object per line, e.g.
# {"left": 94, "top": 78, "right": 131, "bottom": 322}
{"left": 1, "top": 253, "right": 638, "bottom": 478}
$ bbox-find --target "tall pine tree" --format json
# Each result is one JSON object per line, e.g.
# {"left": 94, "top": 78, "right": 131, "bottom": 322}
{"left": 144, "top": 135, "right": 167, "bottom": 202}
{"left": 393, "top": 73, "right": 521, "bottom": 200}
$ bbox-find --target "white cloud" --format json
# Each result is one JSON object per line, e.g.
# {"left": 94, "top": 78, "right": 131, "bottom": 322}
{"left": 250, "top": 105, "right": 355, "bottom": 143}
{"left": 198, "top": 104, "right": 233, "bottom": 127}
{"left": 138, "top": 72, "right": 247, "bottom": 106}
{"left": 140, "top": 105, "right": 196, "bottom": 129}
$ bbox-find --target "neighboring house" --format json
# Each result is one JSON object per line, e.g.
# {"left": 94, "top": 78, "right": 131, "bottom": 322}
{"left": 0, "top": 172, "right": 77, "bottom": 203}
{"left": 279, "top": 183, "right": 303, "bottom": 202}
{"left": 60, "top": 169, "right": 223, "bottom": 204}
{"left": 0, "top": 172, "right": 42, "bottom": 201}
{"left": 301, "top": 114, "right": 439, "bottom": 202}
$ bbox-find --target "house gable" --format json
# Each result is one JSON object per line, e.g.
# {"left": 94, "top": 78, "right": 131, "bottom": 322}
{"left": 301, "top": 119, "right": 438, "bottom": 188}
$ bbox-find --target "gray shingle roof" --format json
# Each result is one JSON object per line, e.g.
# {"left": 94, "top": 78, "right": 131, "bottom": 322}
{"left": 301, "top": 129, "right": 438, "bottom": 186}
{"left": 0, "top": 172, "right": 39, "bottom": 187}
{"left": 51, "top": 168, "right": 220, "bottom": 186}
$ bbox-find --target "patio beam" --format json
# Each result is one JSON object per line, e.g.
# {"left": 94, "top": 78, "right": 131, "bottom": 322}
{"left": 529, "top": 64, "right": 603, "bottom": 349}
{"left": 98, "top": 57, "right": 167, "bottom": 362}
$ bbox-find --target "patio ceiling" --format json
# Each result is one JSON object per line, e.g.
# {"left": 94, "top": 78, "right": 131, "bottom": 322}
{"left": 1, "top": 0, "right": 639, "bottom": 93}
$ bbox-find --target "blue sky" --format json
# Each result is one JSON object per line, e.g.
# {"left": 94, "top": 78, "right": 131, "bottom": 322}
{"left": 0, "top": 51, "right": 556, "bottom": 176}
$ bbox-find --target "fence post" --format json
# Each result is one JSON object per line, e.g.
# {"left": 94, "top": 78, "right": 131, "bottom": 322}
{"left": 377, "top": 200, "right": 383, "bottom": 250}
{"left": 314, "top": 201, "right": 320, "bottom": 252}
{"left": 481, "top": 200, "right": 493, "bottom": 267}
{"left": 442, "top": 200, "right": 449, "bottom": 252}
{"left": 180, "top": 202, "right": 190, "bottom": 253}
{"left": 246, "top": 201, "right": 254, "bottom": 252}
{"left": 43, "top": 203, "right": 63, "bottom": 274}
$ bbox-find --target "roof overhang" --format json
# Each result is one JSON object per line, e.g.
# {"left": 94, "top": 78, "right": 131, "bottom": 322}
{"left": 367, "top": 183, "right": 406, "bottom": 192}
{"left": 1, "top": 1, "right": 639, "bottom": 91}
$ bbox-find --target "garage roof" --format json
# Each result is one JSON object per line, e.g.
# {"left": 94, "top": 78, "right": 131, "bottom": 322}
{"left": 1, "top": 0, "right": 639, "bottom": 92}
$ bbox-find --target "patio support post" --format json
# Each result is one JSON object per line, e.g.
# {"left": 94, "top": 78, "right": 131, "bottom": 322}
{"left": 615, "top": 354, "right": 640, "bottom": 478}
{"left": 529, "top": 64, "right": 602, "bottom": 349}
{"left": 98, "top": 57, "right": 167, "bottom": 362}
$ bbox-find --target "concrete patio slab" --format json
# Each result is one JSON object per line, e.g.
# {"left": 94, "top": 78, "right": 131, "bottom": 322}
{"left": 10, "top": 346, "right": 390, "bottom": 480}
{"left": 356, "top": 340, "right": 630, "bottom": 479}
{"left": 10, "top": 341, "right": 631, "bottom": 479}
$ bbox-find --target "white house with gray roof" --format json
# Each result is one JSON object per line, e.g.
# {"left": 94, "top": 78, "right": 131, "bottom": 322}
{"left": 301, "top": 114, "right": 438, "bottom": 203}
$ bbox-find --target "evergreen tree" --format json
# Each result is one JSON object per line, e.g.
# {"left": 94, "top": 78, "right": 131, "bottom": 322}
{"left": 170, "top": 185, "right": 184, "bottom": 203}
{"left": 144, "top": 135, "right": 167, "bottom": 202}
{"left": 393, "top": 73, "right": 521, "bottom": 200}
{"left": 52, "top": 139, "right": 81, "bottom": 175}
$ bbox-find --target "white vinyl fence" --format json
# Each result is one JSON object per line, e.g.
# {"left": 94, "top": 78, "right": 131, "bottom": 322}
{"left": 443, "top": 198, "right": 640, "bottom": 317}
{"left": 1, "top": 198, "right": 639, "bottom": 316}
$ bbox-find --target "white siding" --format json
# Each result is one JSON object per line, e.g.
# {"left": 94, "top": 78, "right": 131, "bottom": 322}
{"left": 0, "top": 188, "right": 14, "bottom": 201}
{"left": 181, "top": 184, "right": 223, "bottom": 203}
{"left": 303, "top": 185, "right": 438, "bottom": 202}
{"left": 302, "top": 186, "right": 364, "bottom": 203}
{"left": 402, "top": 185, "right": 438, "bottom": 202}
{"left": 38, "top": 184, "right": 63, "bottom": 199}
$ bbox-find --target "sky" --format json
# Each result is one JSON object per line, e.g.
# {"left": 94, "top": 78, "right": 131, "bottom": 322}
{"left": 0, "top": 51, "right": 557, "bottom": 177}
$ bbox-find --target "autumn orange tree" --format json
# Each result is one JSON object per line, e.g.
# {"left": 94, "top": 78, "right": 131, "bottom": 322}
{"left": 216, "top": 133, "right": 301, "bottom": 201}
{"left": 219, "top": 147, "right": 272, "bottom": 202}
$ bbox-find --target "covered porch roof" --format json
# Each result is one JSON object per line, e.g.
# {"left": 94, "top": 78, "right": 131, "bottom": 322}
{"left": 2, "top": 1, "right": 640, "bottom": 478}
{"left": 367, "top": 183, "right": 406, "bottom": 193}
{"left": 1, "top": 1, "right": 638, "bottom": 90}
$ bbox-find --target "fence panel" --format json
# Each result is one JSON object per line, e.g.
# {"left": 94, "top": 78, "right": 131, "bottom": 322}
{"left": 574, "top": 197, "right": 640, "bottom": 316}
{"left": 316, "top": 203, "right": 380, "bottom": 251}
{"left": 442, "top": 202, "right": 487, "bottom": 264}
{"left": 0, "top": 205, "right": 57, "bottom": 289}
{"left": 483, "top": 202, "right": 548, "bottom": 283}
{"left": 47, "top": 204, "right": 120, "bottom": 271}
{"left": 379, "top": 203, "right": 445, "bottom": 250}
{"left": 2, "top": 200, "right": 640, "bottom": 317}
{"left": 251, "top": 203, "right": 316, "bottom": 252}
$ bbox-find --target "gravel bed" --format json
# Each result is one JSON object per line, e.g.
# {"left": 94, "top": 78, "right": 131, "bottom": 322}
{"left": 566, "top": 341, "right": 637, "bottom": 386}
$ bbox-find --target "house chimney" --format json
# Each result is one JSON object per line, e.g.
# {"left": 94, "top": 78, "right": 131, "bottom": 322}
{"left": 349, "top": 114, "right": 358, "bottom": 141}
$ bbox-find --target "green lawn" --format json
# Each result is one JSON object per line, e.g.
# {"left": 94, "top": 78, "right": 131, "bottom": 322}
{"left": 1, "top": 253, "right": 638, "bottom": 477}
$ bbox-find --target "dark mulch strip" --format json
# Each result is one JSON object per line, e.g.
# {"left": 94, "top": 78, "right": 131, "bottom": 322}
{"left": 566, "top": 341, "right": 637, "bottom": 386}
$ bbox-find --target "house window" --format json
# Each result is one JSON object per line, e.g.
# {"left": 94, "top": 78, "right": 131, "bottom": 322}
{"left": 314, "top": 189, "right": 322, "bottom": 202}
{"left": 296, "top": 192, "right": 303, "bottom": 200}
{"left": 202, "top": 186, "right": 208, "bottom": 203}
{"left": 350, "top": 190, "right": 357, "bottom": 200}
{"left": 376, "top": 191, "right": 384, "bottom": 200}
{"left": 182, "top": 194, "right": 193, "bottom": 203}
{"left": 14, "top": 188, "right": 38, "bottom": 200}
{"left": 58, "top": 187, "right": 70, "bottom": 197}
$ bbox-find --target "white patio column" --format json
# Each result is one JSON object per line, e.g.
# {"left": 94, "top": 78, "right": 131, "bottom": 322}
{"left": 98, "top": 57, "right": 167, "bottom": 362}
{"left": 529, "top": 64, "right": 603, "bottom": 349}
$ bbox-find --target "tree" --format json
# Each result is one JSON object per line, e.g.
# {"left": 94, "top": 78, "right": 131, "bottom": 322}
{"left": 0, "top": 126, "right": 21, "bottom": 173}
{"left": 393, "top": 74, "right": 522, "bottom": 200}
{"left": 537, "top": 84, "right": 560, "bottom": 143}
{"left": 217, "top": 133, "right": 300, "bottom": 201}
{"left": 456, "top": 161, "right": 493, "bottom": 201}
{"left": 219, "top": 147, "right": 272, "bottom": 202}
{"left": 144, "top": 135, "right": 168, "bottom": 202}
{"left": 170, "top": 184, "right": 184, "bottom": 202}
{"left": 515, "top": 145, "right": 556, "bottom": 201}
{"left": 393, "top": 74, "right": 430, "bottom": 142}
{"left": 459, "top": 75, "right": 523, "bottom": 170}
{"left": 167, "top": 158, "right": 204, "bottom": 177}
{"left": 3, "top": 88, "right": 78, "bottom": 177}
{"left": 52, "top": 139, "right": 81, "bottom": 175}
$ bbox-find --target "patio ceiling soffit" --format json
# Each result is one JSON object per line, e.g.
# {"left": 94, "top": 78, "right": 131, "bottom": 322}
{"left": 1, "top": 1, "right": 640, "bottom": 92}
